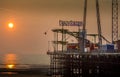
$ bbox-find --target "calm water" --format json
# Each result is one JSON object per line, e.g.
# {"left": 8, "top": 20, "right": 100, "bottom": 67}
{"left": 0, "top": 54, "right": 50, "bottom": 65}
{"left": 0, "top": 74, "right": 50, "bottom": 77}
{"left": 0, "top": 52, "right": 51, "bottom": 77}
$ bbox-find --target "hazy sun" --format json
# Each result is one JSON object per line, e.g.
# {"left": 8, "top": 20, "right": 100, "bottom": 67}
{"left": 8, "top": 23, "right": 14, "bottom": 28}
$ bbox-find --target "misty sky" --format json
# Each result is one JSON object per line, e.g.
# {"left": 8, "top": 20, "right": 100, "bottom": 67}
{"left": 0, "top": 0, "right": 119, "bottom": 64}
{"left": 0, "top": 0, "right": 83, "bottom": 54}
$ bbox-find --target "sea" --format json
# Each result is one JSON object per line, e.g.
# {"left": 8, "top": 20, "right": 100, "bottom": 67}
{"left": 0, "top": 74, "right": 50, "bottom": 77}
{"left": 0, "top": 54, "right": 51, "bottom": 77}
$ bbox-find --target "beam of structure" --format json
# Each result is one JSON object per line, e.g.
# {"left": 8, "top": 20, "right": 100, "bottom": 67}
{"left": 81, "top": 0, "right": 87, "bottom": 52}
{"left": 112, "top": 0, "right": 118, "bottom": 43}
{"left": 96, "top": 0, "right": 102, "bottom": 49}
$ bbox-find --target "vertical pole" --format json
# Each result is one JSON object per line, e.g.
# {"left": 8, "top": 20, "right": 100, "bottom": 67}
{"left": 48, "top": 41, "right": 50, "bottom": 51}
{"left": 94, "top": 36, "right": 97, "bottom": 44}
{"left": 62, "top": 25, "right": 64, "bottom": 52}
{"left": 57, "top": 32, "right": 58, "bottom": 51}
{"left": 112, "top": 0, "right": 118, "bottom": 43}
{"left": 54, "top": 32, "right": 56, "bottom": 52}
{"left": 82, "top": 0, "right": 87, "bottom": 52}
{"left": 96, "top": 0, "right": 102, "bottom": 50}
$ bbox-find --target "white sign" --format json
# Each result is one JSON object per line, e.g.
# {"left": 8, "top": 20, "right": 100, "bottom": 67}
{"left": 59, "top": 20, "right": 83, "bottom": 26}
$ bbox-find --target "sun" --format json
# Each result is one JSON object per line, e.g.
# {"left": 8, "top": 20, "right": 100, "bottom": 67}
{"left": 8, "top": 22, "right": 14, "bottom": 28}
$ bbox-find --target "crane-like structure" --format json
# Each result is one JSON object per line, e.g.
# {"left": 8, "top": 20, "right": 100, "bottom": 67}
{"left": 112, "top": 0, "right": 118, "bottom": 43}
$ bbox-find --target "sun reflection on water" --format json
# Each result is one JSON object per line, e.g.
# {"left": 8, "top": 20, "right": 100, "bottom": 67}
{"left": 6, "top": 64, "right": 15, "bottom": 69}
{"left": 4, "top": 53, "right": 17, "bottom": 69}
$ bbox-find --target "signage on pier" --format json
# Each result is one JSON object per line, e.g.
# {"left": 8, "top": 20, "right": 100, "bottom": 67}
{"left": 59, "top": 20, "right": 83, "bottom": 26}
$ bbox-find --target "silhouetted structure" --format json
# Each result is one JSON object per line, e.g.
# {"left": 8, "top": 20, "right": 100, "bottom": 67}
{"left": 47, "top": 0, "right": 119, "bottom": 77}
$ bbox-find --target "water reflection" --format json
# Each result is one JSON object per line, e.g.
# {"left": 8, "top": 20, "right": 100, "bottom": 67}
{"left": 0, "top": 54, "right": 50, "bottom": 76}
{"left": 4, "top": 53, "right": 17, "bottom": 68}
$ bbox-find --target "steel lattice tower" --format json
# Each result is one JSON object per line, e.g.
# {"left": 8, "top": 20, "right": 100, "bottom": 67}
{"left": 112, "top": 0, "right": 118, "bottom": 43}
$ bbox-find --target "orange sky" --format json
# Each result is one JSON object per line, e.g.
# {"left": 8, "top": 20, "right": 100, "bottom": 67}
{"left": 0, "top": 0, "right": 119, "bottom": 64}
